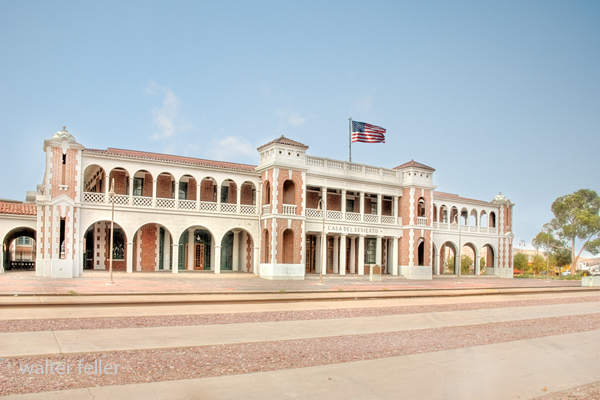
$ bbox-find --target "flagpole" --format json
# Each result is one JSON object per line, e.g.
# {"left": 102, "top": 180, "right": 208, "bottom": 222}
{"left": 348, "top": 117, "right": 352, "bottom": 162}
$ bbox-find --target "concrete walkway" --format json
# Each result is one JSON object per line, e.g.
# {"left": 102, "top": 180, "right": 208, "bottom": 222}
{"left": 4, "top": 330, "right": 599, "bottom": 400}
{"left": 1, "top": 302, "right": 597, "bottom": 358}
{"left": 1, "top": 291, "right": 596, "bottom": 320}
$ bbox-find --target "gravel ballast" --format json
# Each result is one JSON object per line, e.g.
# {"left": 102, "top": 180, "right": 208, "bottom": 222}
{"left": 0, "top": 313, "right": 598, "bottom": 396}
{"left": 0, "top": 295, "right": 597, "bottom": 333}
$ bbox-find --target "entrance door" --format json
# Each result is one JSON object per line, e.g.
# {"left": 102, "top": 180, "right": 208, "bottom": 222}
{"left": 194, "top": 243, "right": 205, "bottom": 270}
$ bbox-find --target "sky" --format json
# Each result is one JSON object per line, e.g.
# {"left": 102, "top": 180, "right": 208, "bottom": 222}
{"left": 1, "top": 0, "right": 598, "bottom": 255}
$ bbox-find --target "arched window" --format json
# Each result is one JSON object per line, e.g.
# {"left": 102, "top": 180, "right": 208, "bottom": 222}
{"left": 263, "top": 181, "right": 271, "bottom": 205}
{"left": 282, "top": 229, "right": 294, "bottom": 264}
{"left": 418, "top": 198, "right": 426, "bottom": 217}
{"left": 489, "top": 212, "right": 496, "bottom": 228}
{"left": 262, "top": 229, "right": 270, "bottom": 263}
{"left": 417, "top": 239, "right": 425, "bottom": 266}
{"left": 283, "top": 180, "right": 295, "bottom": 205}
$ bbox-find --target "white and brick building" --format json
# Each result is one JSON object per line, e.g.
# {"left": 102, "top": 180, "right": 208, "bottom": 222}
{"left": 0, "top": 128, "right": 515, "bottom": 279}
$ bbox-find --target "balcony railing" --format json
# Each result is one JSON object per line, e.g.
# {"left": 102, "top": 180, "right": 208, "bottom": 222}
{"left": 345, "top": 212, "right": 360, "bottom": 221}
{"left": 381, "top": 215, "right": 396, "bottom": 225}
{"left": 432, "top": 221, "right": 498, "bottom": 235}
{"left": 262, "top": 204, "right": 271, "bottom": 215}
{"left": 282, "top": 204, "right": 297, "bottom": 215}
{"left": 364, "top": 214, "right": 379, "bottom": 223}
{"left": 221, "top": 203, "right": 237, "bottom": 213}
{"left": 417, "top": 217, "right": 427, "bottom": 227}
{"left": 326, "top": 210, "right": 342, "bottom": 220}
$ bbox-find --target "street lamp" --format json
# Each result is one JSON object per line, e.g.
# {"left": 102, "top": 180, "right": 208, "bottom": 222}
{"left": 107, "top": 178, "right": 115, "bottom": 285}
{"left": 316, "top": 198, "right": 325, "bottom": 284}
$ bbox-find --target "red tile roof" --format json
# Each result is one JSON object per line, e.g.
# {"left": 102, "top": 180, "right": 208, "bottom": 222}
{"left": 0, "top": 201, "right": 37, "bottom": 215}
{"left": 257, "top": 136, "right": 309, "bottom": 151}
{"left": 433, "top": 191, "right": 491, "bottom": 205}
{"left": 394, "top": 159, "right": 435, "bottom": 171}
{"left": 83, "top": 148, "right": 257, "bottom": 172}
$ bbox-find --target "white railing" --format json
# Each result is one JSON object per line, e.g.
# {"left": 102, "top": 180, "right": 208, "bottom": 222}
{"left": 307, "top": 157, "right": 324, "bottom": 166}
{"left": 381, "top": 215, "right": 396, "bottom": 224}
{"left": 364, "top": 214, "right": 378, "bottom": 223}
{"left": 432, "top": 223, "right": 499, "bottom": 235}
{"left": 365, "top": 167, "right": 379, "bottom": 175}
{"left": 382, "top": 170, "right": 396, "bottom": 178}
{"left": 433, "top": 222, "right": 439, "bottom": 229}
{"left": 178, "top": 199, "right": 196, "bottom": 210}
{"left": 240, "top": 205, "right": 256, "bottom": 214}
{"left": 282, "top": 204, "right": 297, "bottom": 215}
{"left": 156, "top": 198, "right": 175, "bottom": 209}
{"left": 221, "top": 203, "right": 237, "bottom": 213}
{"left": 417, "top": 217, "right": 427, "bottom": 226}
{"left": 133, "top": 196, "right": 152, "bottom": 208}
{"left": 480, "top": 227, "right": 488, "bottom": 234}
{"left": 345, "top": 212, "right": 360, "bottom": 221}
{"left": 348, "top": 164, "right": 362, "bottom": 173}
{"left": 469, "top": 226, "right": 478, "bottom": 233}
{"left": 83, "top": 192, "right": 105, "bottom": 204}
{"left": 461, "top": 225, "right": 469, "bottom": 232}
{"left": 200, "top": 201, "right": 218, "bottom": 212}
{"left": 489, "top": 227, "right": 497, "bottom": 234}
{"left": 327, "top": 160, "right": 343, "bottom": 169}
{"left": 109, "top": 194, "right": 129, "bottom": 206}
{"left": 306, "top": 208, "right": 323, "bottom": 218}
{"left": 449, "top": 223, "right": 459, "bottom": 231}
{"left": 439, "top": 222, "right": 448, "bottom": 230}
{"left": 326, "top": 210, "right": 342, "bottom": 220}
{"left": 262, "top": 204, "right": 271, "bottom": 215}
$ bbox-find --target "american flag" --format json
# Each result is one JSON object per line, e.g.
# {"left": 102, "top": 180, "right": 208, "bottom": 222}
{"left": 351, "top": 121, "right": 386, "bottom": 143}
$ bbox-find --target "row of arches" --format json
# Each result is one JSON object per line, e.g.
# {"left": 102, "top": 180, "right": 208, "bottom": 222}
{"left": 2, "top": 227, "right": 37, "bottom": 271}
{"left": 84, "top": 165, "right": 257, "bottom": 204}
{"left": 433, "top": 205, "right": 497, "bottom": 227}
{"left": 433, "top": 241, "right": 496, "bottom": 275}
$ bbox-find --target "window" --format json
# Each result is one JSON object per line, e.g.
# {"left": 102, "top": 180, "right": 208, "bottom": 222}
{"left": 17, "top": 237, "right": 32, "bottom": 245}
{"left": 133, "top": 178, "right": 144, "bottom": 196}
{"left": 371, "top": 201, "right": 377, "bottom": 215}
{"left": 179, "top": 182, "right": 188, "bottom": 200}
{"left": 365, "top": 238, "right": 376, "bottom": 264}
{"left": 346, "top": 199, "right": 354, "bottom": 212}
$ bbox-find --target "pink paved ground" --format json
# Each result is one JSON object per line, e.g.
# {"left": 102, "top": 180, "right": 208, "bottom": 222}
{"left": 0, "top": 271, "right": 583, "bottom": 295}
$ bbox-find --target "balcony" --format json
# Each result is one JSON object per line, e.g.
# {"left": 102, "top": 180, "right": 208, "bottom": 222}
{"left": 432, "top": 221, "right": 498, "bottom": 234}
{"left": 83, "top": 192, "right": 258, "bottom": 215}
{"left": 306, "top": 209, "right": 401, "bottom": 226}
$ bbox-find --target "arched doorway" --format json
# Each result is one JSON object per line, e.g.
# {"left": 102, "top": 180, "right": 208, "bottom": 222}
{"left": 178, "top": 227, "right": 214, "bottom": 271}
{"left": 441, "top": 241, "right": 458, "bottom": 274}
{"left": 481, "top": 244, "right": 496, "bottom": 275}
{"left": 417, "top": 238, "right": 425, "bottom": 266}
{"left": 131, "top": 223, "right": 174, "bottom": 271}
{"left": 461, "top": 243, "right": 478, "bottom": 275}
{"left": 220, "top": 229, "right": 255, "bottom": 272}
{"left": 83, "top": 221, "right": 127, "bottom": 270}
{"left": 2, "top": 227, "right": 36, "bottom": 271}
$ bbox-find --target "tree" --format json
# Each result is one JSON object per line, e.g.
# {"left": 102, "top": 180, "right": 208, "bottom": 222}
{"left": 514, "top": 253, "right": 529, "bottom": 272}
{"left": 530, "top": 254, "right": 546, "bottom": 275}
{"left": 461, "top": 255, "right": 473, "bottom": 274}
{"left": 445, "top": 256, "right": 454, "bottom": 273}
{"left": 549, "top": 189, "right": 600, "bottom": 274}
{"left": 480, "top": 256, "right": 486, "bottom": 273}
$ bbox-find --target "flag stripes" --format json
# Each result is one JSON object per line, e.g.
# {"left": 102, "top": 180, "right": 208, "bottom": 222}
{"left": 351, "top": 121, "right": 386, "bottom": 143}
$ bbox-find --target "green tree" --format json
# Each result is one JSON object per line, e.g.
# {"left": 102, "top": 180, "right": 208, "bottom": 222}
{"left": 480, "top": 256, "right": 486, "bottom": 273}
{"left": 514, "top": 253, "right": 529, "bottom": 272}
{"left": 549, "top": 189, "right": 600, "bottom": 274}
{"left": 445, "top": 256, "right": 454, "bottom": 273}
{"left": 461, "top": 255, "right": 473, "bottom": 274}
{"left": 530, "top": 254, "right": 546, "bottom": 275}
{"left": 550, "top": 248, "right": 572, "bottom": 275}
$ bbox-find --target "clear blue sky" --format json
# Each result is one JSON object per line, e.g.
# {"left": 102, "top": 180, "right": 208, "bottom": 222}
{"left": 1, "top": 0, "right": 598, "bottom": 254}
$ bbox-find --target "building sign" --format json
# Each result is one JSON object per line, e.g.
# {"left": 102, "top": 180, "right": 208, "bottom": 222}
{"left": 326, "top": 225, "right": 380, "bottom": 234}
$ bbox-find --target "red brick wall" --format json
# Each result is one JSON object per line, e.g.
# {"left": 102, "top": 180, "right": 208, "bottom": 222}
{"left": 157, "top": 175, "right": 172, "bottom": 199}
{"left": 364, "top": 197, "right": 372, "bottom": 214}
{"left": 276, "top": 169, "right": 303, "bottom": 215}
{"left": 201, "top": 179, "right": 215, "bottom": 202}
{"left": 306, "top": 191, "right": 319, "bottom": 209}
{"left": 262, "top": 171, "right": 272, "bottom": 206}
{"left": 187, "top": 178, "right": 197, "bottom": 201}
{"left": 241, "top": 183, "right": 254, "bottom": 205}
{"left": 140, "top": 224, "right": 157, "bottom": 271}
{"left": 400, "top": 189, "right": 411, "bottom": 225}
{"left": 143, "top": 173, "right": 153, "bottom": 197}
{"left": 398, "top": 235, "right": 410, "bottom": 266}
{"left": 261, "top": 220, "right": 272, "bottom": 263}
{"left": 327, "top": 193, "right": 341, "bottom": 211}
{"left": 275, "top": 219, "right": 302, "bottom": 264}
{"left": 245, "top": 234, "right": 252, "bottom": 271}
{"left": 110, "top": 170, "right": 128, "bottom": 195}
{"left": 353, "top": 197, "right": 360, "bottom": 213}
{"left": 50, "top": 147, "right": 78, "bottom": 200}
{"left": 423, "top": 230, "right": 432, "bottom": 266}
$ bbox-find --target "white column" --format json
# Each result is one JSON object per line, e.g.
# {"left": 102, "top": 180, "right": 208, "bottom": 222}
{"left": 236, "top": 188, "right": 241, "bottom": 214}
{"left": 376, "top": 236, "right": 382, "bottom": 267}
{"left": 359, "top": 192, "right": 365, "bottom": 217}
{"left": 104, "top": 175, "right": 110, "bottom": 204}
{"left": 321, "top": 233, "right": 327, "bottom": 276}
{"left": 172, "top": 244, "right": 179, "bottom": 274}
{"left": 392, "top": 237, "right": 399, "bottom": 275}
{"left": 232, "top": 230, "right": 240, "bottom": 271}
{"left": 377, "top": 194, "right": 382, "bottom": 223}
{"left": 358, "top": 235, "right": 365, "bottom": 275}
{"left": 393, "top": 196, "right": 399, "bottom": 219}
{"left": 217, "top": 186, "right": 222, "bottom": 212}
{"left": 350, "top": 236, "right": 356, "bottom": 274}
{"left": 253, "top": 246, "right": 259, "bottom": 275}
{"left": 214, "top": 245, "right": 221, "bottom": 274}
{"left": 126, "top": 242, "right": 133, "bottom": 273}
{"left": 196, "top": 182, "right": 201, "bottom": 211}
{"left": 341, "top": 190, "right": 347, "bottom": 220}
{"left": 321, "top": 187, "right": 327, "bottom": 218}
{"left": 435, "top": 250, "right": 441, "bottom": 276}
{"left": 163, "top": 232, "right": 171, "bottom": 270}
{"left": 152, "top": 179, "right": 157, "bottom": 208}
{"left": 187, "top": 228, "right": 194, "bottom": 271}
{"left": 128, "top": 177, "right": 134, "bottom": 206}
{"left": 333, "top": 235, "right": 339, "bottom": 274}
{"left": 174, "top": 180, "right": 180, "bottom": 209}
{"left": 340, "top": 234, "right": 347, "bottom": 275}
{"left": 315, "top": 233, "right": 321, "bottom": 273}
